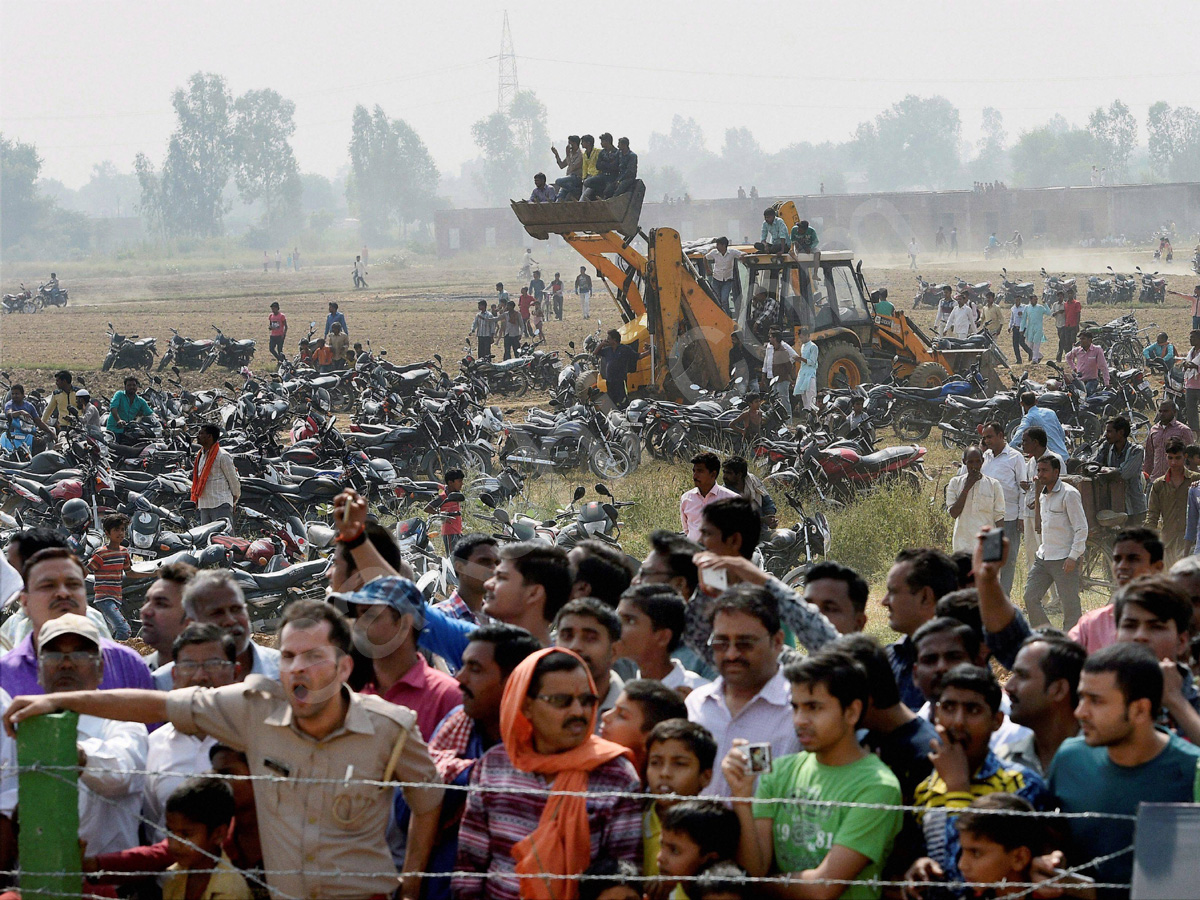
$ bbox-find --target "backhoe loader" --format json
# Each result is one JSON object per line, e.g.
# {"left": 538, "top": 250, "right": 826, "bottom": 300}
{"left": 511, "top": 189, "right": 995, "bottom": 400}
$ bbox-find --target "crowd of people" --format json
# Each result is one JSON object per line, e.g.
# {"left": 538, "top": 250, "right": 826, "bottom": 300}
{"left": 1, "top": 438, "right": 1200, "bottom": 899}
{"left": 529, "top": 134, "right": 638, "bottom": 204}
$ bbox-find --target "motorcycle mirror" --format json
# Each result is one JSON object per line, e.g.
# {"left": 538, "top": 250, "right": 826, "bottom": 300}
{"left": 433, "top": 354, "right": 442, "bottom": 363}
{"left": 602, "top": 502, "right": 619, "bottom": 522}
{"left": 153, "top": 376, "right": 162, "bottom": 385}
{"left": 594, "top": 483, "right": 612, "bottom": 497}
{"left": 172, "top": 366, "right": 180, "bottom": 375}
{"left": 479, "top": 492, "right": 497, "bottom": 509}
{"left": 568, "top": 341, "right": 575, "bottom": 349}
{"left": 446, "top": 491, "right": 466, "bottom": 503}
{"left": 494, "top": 508, "right": 511, "bottom": 525}
{"left": 310, "top": 321, "right": 317, "bottom": 328}
{"left": 224, "top": 382, "right": 237, "bottom": 391}
{"left": 67, "top": 406, "right": 78, "bottom": 415}
{"left": 572, "top": 485, "right": 586, "bottom": 502}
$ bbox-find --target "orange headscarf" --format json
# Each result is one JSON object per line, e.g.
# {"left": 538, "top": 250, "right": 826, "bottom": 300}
{"left": 500, "top": 648, "right": 633, "bottom": 900}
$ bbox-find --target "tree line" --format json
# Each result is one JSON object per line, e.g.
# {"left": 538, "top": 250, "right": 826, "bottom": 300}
{"left": 2, "top": 78, "right": 1197, "bottom": 256}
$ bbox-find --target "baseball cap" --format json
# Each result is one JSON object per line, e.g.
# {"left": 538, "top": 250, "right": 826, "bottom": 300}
{"left": 39, "top": 613, "right": 102, "bottom": 650}
{"left": 328, "top": 577, "right": 425, "bottom": 628}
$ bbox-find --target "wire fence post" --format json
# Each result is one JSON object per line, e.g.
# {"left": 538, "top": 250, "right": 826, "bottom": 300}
{"left": 17, "top": 710, "right": 81, "bottom": 900}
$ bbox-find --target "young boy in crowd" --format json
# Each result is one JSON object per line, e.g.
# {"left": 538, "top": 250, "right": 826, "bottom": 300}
{"left": 658, "top": 800, "right": 741, "bottom": 900}
{"left": 955, "top": 794, "right": 1046, "bottom": 899}
{"left": 616, "top": 585, "right": 709, "bottom": 694}
{"left": 907, "top": 664, "right": 1049, "bottom": 892}
{"left": 425, "top": 467, "right": 464, "bottom": 555}
{"left": 642, "top": 720, "right": 717, "bottom": 883}
{"left": 162, "top": 776, "right": 253, "bottom": 900}
{"left": 599, "top": 678, "right": 689, "bottom": 772}
{"left": 726, "top": 650, "right": 903, "bottom": 899}
{"left": 86, "top": 513, "right": 136, "bottom": 641}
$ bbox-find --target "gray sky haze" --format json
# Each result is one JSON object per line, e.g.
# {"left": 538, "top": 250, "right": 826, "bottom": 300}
{"left": 4, "top": 0, "right": 1198, "bottom": 188}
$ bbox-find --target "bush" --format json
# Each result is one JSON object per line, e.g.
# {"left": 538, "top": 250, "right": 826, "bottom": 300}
{"left": 823, "top": 482, "right": 951, "bottom": 581}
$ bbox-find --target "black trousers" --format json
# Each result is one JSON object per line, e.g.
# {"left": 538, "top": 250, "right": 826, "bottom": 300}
{"left": 503, "top": 336, "right": 520, "bottom": 359}
{"left": 1012, "top": 330, "right": 1031, "bottom": 362}
{"left": 269, "top": 336, "right": 285, "bottom": 361}
{"left": 477, "top": 336, "right": 493, "bottom": 359}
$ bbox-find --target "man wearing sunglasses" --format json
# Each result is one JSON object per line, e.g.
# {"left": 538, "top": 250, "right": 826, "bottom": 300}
{"left": 454, "top": 647, "right": 642, "bottom": 900}
{"left": 684, "top": 585, "right": 794, "bottom": 797}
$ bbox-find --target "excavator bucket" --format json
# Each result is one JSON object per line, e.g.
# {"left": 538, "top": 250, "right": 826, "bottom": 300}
{"left": 511, "top": 180, "right": 645, "bottom": 241}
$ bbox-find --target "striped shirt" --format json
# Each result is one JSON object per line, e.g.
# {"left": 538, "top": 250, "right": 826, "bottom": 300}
{"left": 87, "top": 547, "right": 130, "bottom": 600}
{"left": 453, "top": 744, "right": 642, "bottom": 900}
{"left": 913, "top": 751, "right": 1048, "bottom": 882}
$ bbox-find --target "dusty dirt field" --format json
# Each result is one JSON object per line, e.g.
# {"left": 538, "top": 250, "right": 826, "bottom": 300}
{"left": 1, "top": 244, "right": 1196, "bottom": 403}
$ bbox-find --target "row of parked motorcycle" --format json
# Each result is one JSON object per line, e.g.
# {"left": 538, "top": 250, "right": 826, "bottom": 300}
{"left": 2, "top": 283, "right": 69, "bottom": 314}
{"left": 914, "top": 266, "right": 1169, "bottom": 310}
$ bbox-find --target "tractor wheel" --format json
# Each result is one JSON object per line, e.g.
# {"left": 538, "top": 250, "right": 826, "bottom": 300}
{"left": 906, "top": 362, "right": 950, "bottom": 388}
{"left": 816, "top": 341, "right": 869, "bottom": 390}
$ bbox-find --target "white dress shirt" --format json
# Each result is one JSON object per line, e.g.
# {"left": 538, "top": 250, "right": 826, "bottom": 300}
{"left": 982, "top": 445, "right": 1027, "bottom": 521}
{"left": 946, "top": 473, "right": 1007, "bottom": 552}
{"left": 142, "top": 723, "right": 218, "bottom": 841}
{"left": 686, "top": 668, "right": 799, "bottom": 797}
{"left": 705, "top": 247, "right": 745, "bottom": 282}
{"left": 1038, "top": 478, "right": 1088, "bottom": 561}
{"left": 946, "top": 304, "right": 976, "bottom": 339}
{"left": 761, "top": 341, "right": 799, "bottom": 380}
{"left": 77, "top": 713, "right": 149, "bottom": 856}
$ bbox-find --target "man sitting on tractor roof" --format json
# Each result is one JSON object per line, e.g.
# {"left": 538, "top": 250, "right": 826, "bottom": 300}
{"left": 755, "top": 208, "right": 789, "bottom": 254}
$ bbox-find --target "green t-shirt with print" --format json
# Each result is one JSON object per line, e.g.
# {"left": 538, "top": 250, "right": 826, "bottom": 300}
{"left": 752, "top": 751, "right": 902, "bottom": 899}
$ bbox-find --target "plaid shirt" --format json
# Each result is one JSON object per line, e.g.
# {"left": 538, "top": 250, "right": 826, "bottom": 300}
{"left": 751, "top": 296, "right": 780, "bottom": 335}
{"left": 433, "top": 591, "right": 478, "bottom": 624}
{"left": 453, "top": 744, "right": 642, "bottom": 900}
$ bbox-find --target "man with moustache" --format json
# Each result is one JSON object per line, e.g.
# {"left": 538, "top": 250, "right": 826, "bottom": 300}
{"left": 4, "top": 600, "right": 444, "bottom": 900}
{"left": 453, "top": 648, "right": 642, "bottom": 900}
{"left": 138, "top": 561, "right": 196, "bottom": 687}
{"left": 420, "top": 624, "right": 542, "bottom": 900}
{"left": 154, "top": 570, "right": 279, "bottom": 686}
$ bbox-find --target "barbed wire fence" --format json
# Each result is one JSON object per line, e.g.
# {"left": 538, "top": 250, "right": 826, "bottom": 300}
{"left": 0, "top": 759, "right": 1136, "bottom": 900}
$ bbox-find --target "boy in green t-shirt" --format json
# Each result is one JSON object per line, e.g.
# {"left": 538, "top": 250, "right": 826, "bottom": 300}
{"left": 724, "top": 650, "right": 903, "bottom": 899}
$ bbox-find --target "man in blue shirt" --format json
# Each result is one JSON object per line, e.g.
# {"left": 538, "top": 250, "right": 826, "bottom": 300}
{"left": 1143, "top": 332, "right": 1176, "bottom": 372}
{"left": 325, "top": 300, "right": 348, "bottom": 336}
{"left": 105, "top": 376, "right": 154, "bottom": 436}
{"left": 1049, "top": 642, "right": 1200, "bottom": 896}
{"left": 2, "top": 383, "right": 51, "bottom": 453}
{"left": 756, "top": 207, "right": 789, "bottom": 253}
{"left": 1010, "top": 391, "right": 1069, "bottom": 460}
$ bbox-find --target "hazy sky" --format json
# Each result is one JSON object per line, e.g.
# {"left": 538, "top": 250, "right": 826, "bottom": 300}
{"left": 4, "top": 0, "right": 1199, "bottom": 189}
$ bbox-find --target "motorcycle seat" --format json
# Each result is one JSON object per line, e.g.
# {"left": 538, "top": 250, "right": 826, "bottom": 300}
{"left": 242, "top": 477, "right": 305, "bottom": 495}
{"left": 241, "top": 558, "right": 329, "bottom": 592}
{"left": 185, "top": 520, "right": 228, "bottom": 542}
{"left": 936, "top": 336, "right": 989, "bottom": 351}
{"left": 490, "top": 360, "right": 526, "bottom": 371}
{"left": 309, "top": 375, "right": 341, "bottom": 389}
{"left": 12, "top": 477, "right": 54, "bottom": 503}
{"left": 760, "top": 528, "right": 800, "bottom": 552}
{"left": 229, "top": 339, "right": 256, "bottom": 349}
{"left": 945, "top": 395, "right": 994, "bottom": 409}
{"left": 3, "top": 467, "right": 84, "bottom": 485}
{"left": 968, "top": 282, "right": 989, "bottom": 292}
{"left": 894, "top": 386, "right": 946, "bottom": 400}
{"left": 510, "top": 422, "right": 559, "bottom": 436}
{"left": 857, "top": 446, "right": 919, "bottom": 469}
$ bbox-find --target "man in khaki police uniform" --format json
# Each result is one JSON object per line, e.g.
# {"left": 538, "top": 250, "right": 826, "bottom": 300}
{"left": 4, "top": 599, "right": 443, "bottom": 900}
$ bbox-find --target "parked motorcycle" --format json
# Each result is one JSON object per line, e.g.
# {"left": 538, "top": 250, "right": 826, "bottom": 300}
{"left": 1086, "top": 270, "right": 1113, "bottom": 305}
{"left": 1134, "top": 267, "right": 1166, "bottom": 305}
{"left": 890, "top": 365, "right": 990, "bottom": 441}
{"left": 159, "top": 328, "right": 215, "bottom": 371}
{"left": 2, "top": 285, "right": 38, "bottom": 314}
{"left": 202, "top": 326, "right": 257, "bottom": 371}
{"left": 913, "top": 277, "right": 949, "bottom": 309}
{"left": 1040, "top": 268, "right": 1076, "bottom": 304}
{"left": 998, "top": 269, "right": 1035, "bottom": 307}
{"left": 101, "top": 323, "right": 158, "bottom": 371}
{"left": 500, "top": 392, "right": 634, "bottom": 479}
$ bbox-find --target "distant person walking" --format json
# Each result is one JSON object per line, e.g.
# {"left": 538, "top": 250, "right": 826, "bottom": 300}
{"left": 469, "top": 299, "right": 498, "bottom": 359}
{"left": 1022, "top": 296, "right": 1050, "bottom": 364}
{"left": 950, "top": 227, "right": 959, "bottom": 258}
{"left": 275, "top": 250, "right": 281, "bottom": 272}
{"left": 293, "top": 246, "right": 301, "bottom": 271}
{"left": 353, "top": 255, "right": 368, "bottom": 289}
{"left": 550, "top": 272, "right": 565, "bottom": 321}
{"left": 907, "top": 237, "right": 919, "bottom": 270}
{"left": 262, "top": 251, "right": 269, "bottom": 273}
{"left": 268, "top": 302, "right": 288, "bottom": 362}
{"left": 575, "top": 266, "right": 593, "bottom": 319}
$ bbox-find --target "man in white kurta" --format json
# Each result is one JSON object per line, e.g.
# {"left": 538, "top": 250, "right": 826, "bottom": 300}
{"left": 945, "top": 445, "right": 1007, "bottom": 552}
